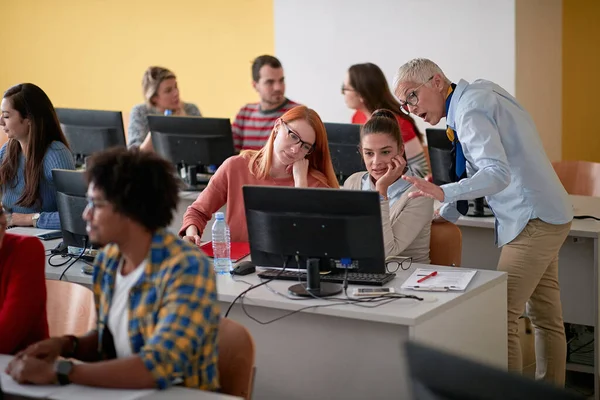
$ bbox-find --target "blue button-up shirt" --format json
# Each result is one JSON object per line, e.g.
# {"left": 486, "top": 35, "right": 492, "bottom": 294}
{"left": 361, "top": 167, "right": 414, "bottom": 207}
{"left": 440, "top": 79, "right": 572, "bottom": 247}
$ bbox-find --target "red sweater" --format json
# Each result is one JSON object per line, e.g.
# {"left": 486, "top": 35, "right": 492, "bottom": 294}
{"left": 180, "top": 154, "right": 329, "bottom": 242}
{"left": 352, "top": 110, "right": 417, "bottom": 142}
{"left": 0, "top": 234, "right": 49, "bottom": 354}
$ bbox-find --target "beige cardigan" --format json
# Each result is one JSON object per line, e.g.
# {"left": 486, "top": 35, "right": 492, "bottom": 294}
{"left": 344, "top": 172, "right": 433, "bottom": 264}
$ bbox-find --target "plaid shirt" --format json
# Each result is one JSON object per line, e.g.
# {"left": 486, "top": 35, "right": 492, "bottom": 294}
{"left": 92, "top": 228, "right": 220, "bottom": 390}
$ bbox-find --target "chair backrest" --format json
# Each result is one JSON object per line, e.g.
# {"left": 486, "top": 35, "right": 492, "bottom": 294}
{"left": 46, "top": 280, "right": 96, "bottom": 337}
{"left": 218, "top": 318, "right": 255, "bottom": 400}
{"left": 552, "top": 160, "right": 600, "bottom": 197}
{"left": 429, "top": 221, "right": 462, "bottom": 267}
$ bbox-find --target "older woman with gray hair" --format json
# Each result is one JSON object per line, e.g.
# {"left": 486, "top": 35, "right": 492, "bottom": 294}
{"left": 127, "top": 66, "right": 201, "bottom": 150}
{"left": 394, "top": 58, "right": 572, "bottom": 387}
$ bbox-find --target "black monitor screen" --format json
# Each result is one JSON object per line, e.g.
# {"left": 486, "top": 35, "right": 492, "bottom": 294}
{"left": 56, "top": 108, "right": 126, "bottom": 166}
{"left": 149, "top": 115, "right": 234, "bottom": 168}
{"left": 406, "top": 341, "right": 584, "bottom": 400}
{"left": 243, "top": 186, "right": 386, "bottom": 273}
{"left": 324, "top": 122, "right": 363, "bottom": 183}
{"left": 52, "top": 169, "right": 89, "bottom": 248}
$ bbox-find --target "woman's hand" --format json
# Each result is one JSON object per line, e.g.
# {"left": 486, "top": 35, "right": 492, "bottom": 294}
{"left": 182, "top": 225, "right": 202, "bottom": 246}
{"left": 10, "top": 213, "right": 34, "bottom": 227}
{"left": 375, "top": 155, "right": 406, "bottom": 199}
{"left": 292, "top": 159, "right": 309, "bottom": 188}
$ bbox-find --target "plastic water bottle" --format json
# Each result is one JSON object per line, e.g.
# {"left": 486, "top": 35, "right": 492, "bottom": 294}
{"left": 211, "top": 212, "right": 232, "bottom": 274}
{"left": 164, "top": 109, "right": 173, "bottom": 116}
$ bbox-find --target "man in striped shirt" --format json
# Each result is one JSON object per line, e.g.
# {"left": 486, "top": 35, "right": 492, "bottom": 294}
{"left": 232, "top": 55, "right": 300, "bottom": 151}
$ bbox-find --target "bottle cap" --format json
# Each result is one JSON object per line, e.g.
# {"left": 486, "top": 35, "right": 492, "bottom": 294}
{"left": 164, "top": 109, "right": 173, "bottom": 116}
{"left": 215, "top": 212, "right": 225, "bottom": 220}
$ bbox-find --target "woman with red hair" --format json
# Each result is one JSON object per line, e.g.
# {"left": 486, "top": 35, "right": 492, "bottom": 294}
{"left": 180, "top": 105, "right": 338, "bottom": 244}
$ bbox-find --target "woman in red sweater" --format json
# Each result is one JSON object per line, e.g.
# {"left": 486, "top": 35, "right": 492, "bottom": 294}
{"left": 342, "top": 63, "right": 430, "bottom": 178}
{"left": 0, "top": 208, "right": 49, "bottom": 354}
{"left": 180, "top": 105, "right": 339, "bottom": 244}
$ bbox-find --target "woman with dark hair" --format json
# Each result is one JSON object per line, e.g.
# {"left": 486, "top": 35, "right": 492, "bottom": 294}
{"left": 343, "top": 109, "right": 432, "bottom": 262}
{"left": 0, "top": 83, "right": 76, "bottom": 229}
{"left": 342, "top": 63, "right": 429, "bottom": 178}
{"left": 0, "top": 207, "right": 49, "bottom": 354}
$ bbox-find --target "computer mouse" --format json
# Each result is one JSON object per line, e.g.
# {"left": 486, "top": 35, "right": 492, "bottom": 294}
{"left": 232, "top": 261, "right": 256, "bottom": 276}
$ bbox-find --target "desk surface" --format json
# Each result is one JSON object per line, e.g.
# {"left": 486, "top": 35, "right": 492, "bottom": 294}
{"left": 218, "top": 266, "right": 506, "bottom": 326}
{"left": 0, "top": 355, "right": 239, "bottom": 400}
{"left": 456, "top": 195, "right": 600, "bottom": 238}
{"left": 12, "top": 227, "right": 506, "bottom": 326}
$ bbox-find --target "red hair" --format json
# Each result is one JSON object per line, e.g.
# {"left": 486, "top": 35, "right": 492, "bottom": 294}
{"left": 240, "top": 106, "right": 339, "bottom": 188}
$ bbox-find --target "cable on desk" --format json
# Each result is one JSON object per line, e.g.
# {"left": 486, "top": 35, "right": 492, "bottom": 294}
{"left": 58, "top": 239, "right": 88, "bottom": 281}
{"left": 574, "top": 215, "right": 600, "bottom": 221}
{"left": 224, "top": 256, "right": 290, "bottom": 318}
{"left": 48, "top": 254, "right": 74, "bottom": 267}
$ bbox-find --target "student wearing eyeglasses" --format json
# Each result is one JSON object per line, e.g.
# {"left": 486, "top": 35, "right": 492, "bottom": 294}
{"left": 180, "top": 105, "right": 339, "bottom": 245}
{"left": 342, "top": 63, "right": 429, "bottom": 178}
{"left": 394, "top": 58, "right": 572, "bottom": 387}
{"left": 343, "top": 109, "right": 433, "bottom": 262}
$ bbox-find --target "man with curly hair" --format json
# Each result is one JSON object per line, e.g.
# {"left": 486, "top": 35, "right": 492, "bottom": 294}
{"left": 7, "top": 147, "right": 220, "bottom": 392}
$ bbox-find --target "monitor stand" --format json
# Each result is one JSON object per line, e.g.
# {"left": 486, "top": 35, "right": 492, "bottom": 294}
{"left": 467, "top": 197, "right": 494, "bottom": 218}
{"left": 288, "top": 258, "right": 342, "bottom": 298}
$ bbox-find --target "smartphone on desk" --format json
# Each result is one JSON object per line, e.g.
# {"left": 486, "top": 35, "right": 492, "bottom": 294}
{"left": 35, "top": 231, "right": 62, "bottom": 241}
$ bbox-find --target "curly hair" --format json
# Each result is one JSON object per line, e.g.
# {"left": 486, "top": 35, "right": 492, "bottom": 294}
{"left": 84, "top": 147, "right": 179, "bottom": 232}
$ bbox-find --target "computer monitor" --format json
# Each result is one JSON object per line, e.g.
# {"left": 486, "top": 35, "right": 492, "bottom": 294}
{"left": 149, "top": 115, "right": 234, "bottom": 188}
{"left": 55, "top": 108, "right": 126, "bottom": 167}
{"left": 405, "top": 341, "right": 584, "bottom": 400}
{"left": 52, "top": 169, "right": 89, "bottom": 249}
{"left": 324, "top": 122, "right": 363, "bottom": 184}
{"left": 425, "top": 128, "right": 492, "bottom": 218}
{"left": 243, "top": 186, "right": 386, "bottom": 297}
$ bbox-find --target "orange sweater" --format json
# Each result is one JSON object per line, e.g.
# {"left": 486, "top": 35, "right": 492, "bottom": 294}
{"left": 180, "top": 155, "right": 330, "bottom": 242}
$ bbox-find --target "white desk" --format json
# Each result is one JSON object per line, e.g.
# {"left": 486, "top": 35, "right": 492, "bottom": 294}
{"left": 218, "top": 267, "right": 507, "bottom": 399}
{"left": 0, "top": 355, "right": 239, "bottom": 399}
{"left": 455, "top": 194, "right": 600, "bottom": 397}
{"left": 15, "top": 228, "right": 507, "bottom": 399}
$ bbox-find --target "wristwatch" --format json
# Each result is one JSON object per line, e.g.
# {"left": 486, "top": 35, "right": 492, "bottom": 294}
{"left": 31, "top": 213, "right": 41, "bottom": 228}
{"left": 55, "top": 359, "right": 74, "bottom": 385}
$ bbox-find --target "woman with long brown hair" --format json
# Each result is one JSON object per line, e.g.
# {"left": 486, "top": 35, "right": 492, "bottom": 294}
{"left": 180, "top": 105, "right": 338, "bottom": 244}
{"left": 0, "top": 83, "right": 75, "bottom": 229}
{"left": 344, "top": 109, "right": 432, "bottom": 262}
{"left": 342, "top": 63, "right": 429, "bottom": 178}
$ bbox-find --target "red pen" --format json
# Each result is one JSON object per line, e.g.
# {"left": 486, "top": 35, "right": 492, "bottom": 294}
{"left": 417, "top": 271, "right": 438, "bottom": 283}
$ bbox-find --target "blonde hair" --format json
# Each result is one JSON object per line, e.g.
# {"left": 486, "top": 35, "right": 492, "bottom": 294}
{"left": 393, "top": 58, "right": 450, "bottom": 94}
{"left": 142, "top": 66, "right": 176, "bottom": 107}
{"left": 240, "top": 106, "right": 339, "bottom": 188}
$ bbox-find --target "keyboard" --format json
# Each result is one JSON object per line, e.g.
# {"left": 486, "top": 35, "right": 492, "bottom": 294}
{"left": 257, "top": 269, "right": 395, "bottom": 286}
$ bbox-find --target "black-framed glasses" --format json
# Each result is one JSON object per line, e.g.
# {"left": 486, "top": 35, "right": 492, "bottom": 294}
{"left": 398, "top": 76, "right": 434, "bottom": 114}
{"left": 85, "top": 197, "right": 110, "bottom": 212}
{"left": 341, "top": 84, "right": 355, "bottom": 95}
{"left": 281, "top": 120, "right": 314, "bottom": 154}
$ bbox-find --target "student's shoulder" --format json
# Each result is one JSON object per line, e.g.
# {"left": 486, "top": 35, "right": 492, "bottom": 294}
{"left": 130, "top": 103, "right": 149, "bottom": 116}
{"left": 44, "top": 141, "right": 75, "bottom": 167}
{"left": 4, "top": 233, "right": 43, "bottom": 251}
{"left": 183, "top": 102, "right": 201, "bottom": 116}
{"left": 343, "top": 171, "right": 367, "bottom": 189}
{"left": 235, "top": 102, "right": 261, "bottom": 116}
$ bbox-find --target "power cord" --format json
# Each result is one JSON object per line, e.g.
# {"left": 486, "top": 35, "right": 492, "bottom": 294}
{"left": 224, "top": 256, "right": 290, "bottom": 318}
{"left": 58, "top": 239, "right": 88, "bottom": 281}
{"left": 574, "top": 215, "right": 600, "bottom": 221}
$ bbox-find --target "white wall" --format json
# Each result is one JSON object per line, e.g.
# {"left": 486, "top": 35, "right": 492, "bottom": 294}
{"left": 275, "top": 0, "right": 516, "bottom": 132}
